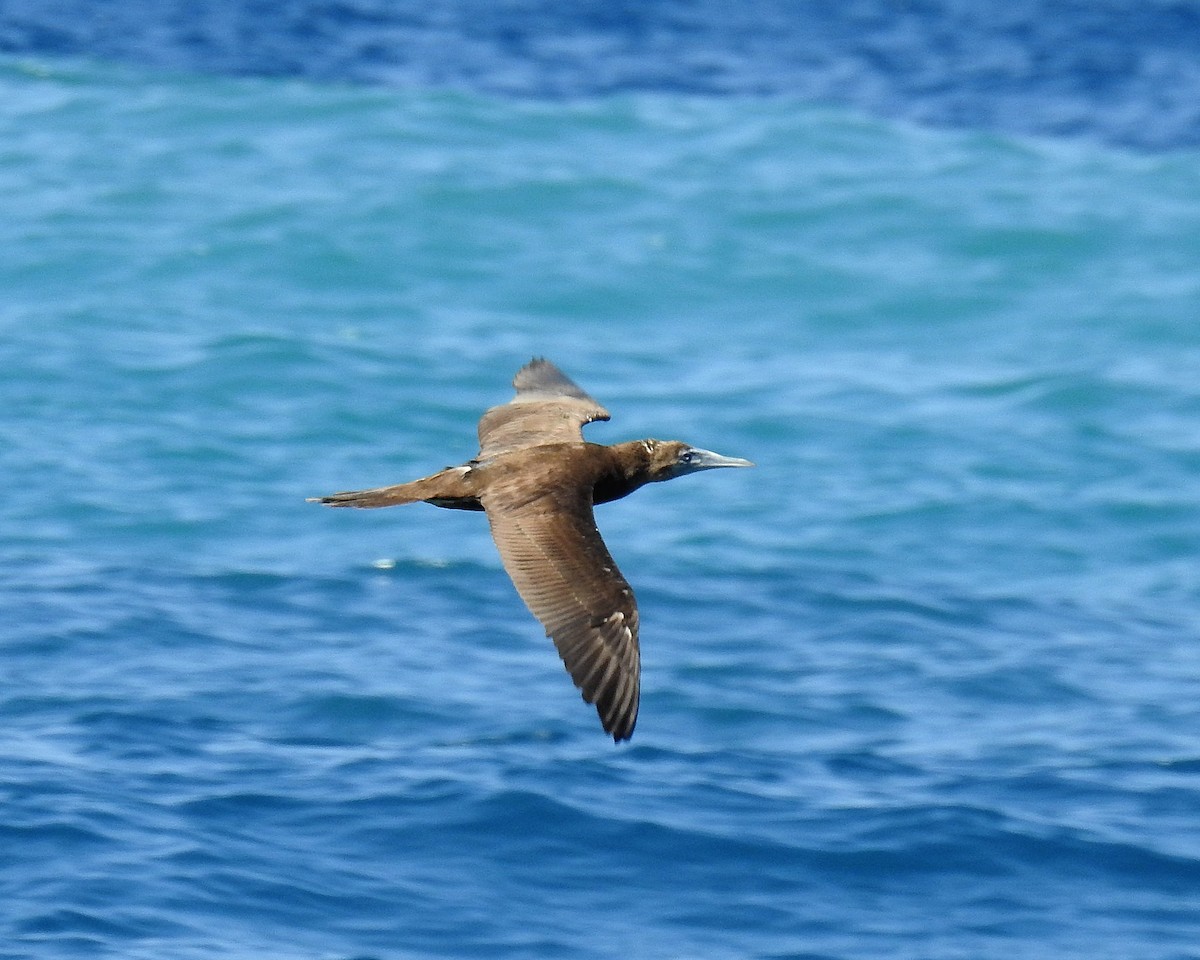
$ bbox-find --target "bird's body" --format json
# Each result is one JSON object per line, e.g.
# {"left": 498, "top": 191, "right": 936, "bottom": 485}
{"left": 313, "top": 358, "right": 752, "bottom": 741}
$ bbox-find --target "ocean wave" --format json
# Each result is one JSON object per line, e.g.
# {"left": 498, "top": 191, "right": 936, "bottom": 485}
{"left": 3, "top": 50, "right": 1199, "bottom": 959}
{"left": 4, "top": 0, "right": 1200, "bottom": 147}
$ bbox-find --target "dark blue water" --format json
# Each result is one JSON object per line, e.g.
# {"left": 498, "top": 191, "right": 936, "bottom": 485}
{"left": 3, "top": 6, "right": 1200, "bottom": 959}
{"left": 3, "top": 0, "right": 1200, "bottom": 147}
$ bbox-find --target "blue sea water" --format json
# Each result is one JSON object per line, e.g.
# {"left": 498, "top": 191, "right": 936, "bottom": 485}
{"left": 3, "top": 6, "right": 1200, "bottom": 959}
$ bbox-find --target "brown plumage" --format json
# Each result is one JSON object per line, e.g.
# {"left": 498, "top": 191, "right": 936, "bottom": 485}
{"left": 311, "top": 358, "right": 753, "bottom": 742}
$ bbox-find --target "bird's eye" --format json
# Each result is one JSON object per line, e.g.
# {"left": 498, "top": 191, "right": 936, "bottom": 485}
{"left": 680, "top": 450, "right": 696, "bottom": 464}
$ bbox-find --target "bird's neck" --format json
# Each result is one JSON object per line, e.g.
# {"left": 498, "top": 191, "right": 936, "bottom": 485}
{"left": 591, "top": 441, "right": 656, "bottom": 506}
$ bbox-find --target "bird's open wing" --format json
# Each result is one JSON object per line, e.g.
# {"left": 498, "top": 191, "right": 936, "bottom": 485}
{"left": 477, "top": 358, "right": 610, "bottom": 458}
{"left": 483, "top": 486, "right": 640, "bottom": 741}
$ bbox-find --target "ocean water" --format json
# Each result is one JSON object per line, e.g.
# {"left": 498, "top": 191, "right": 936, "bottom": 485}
{"left": 3, "top": 7, "right": 1200, "bottom": 960}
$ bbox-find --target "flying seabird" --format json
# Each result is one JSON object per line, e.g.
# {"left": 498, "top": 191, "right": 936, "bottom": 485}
{"left": 311, "top": 358, "right": 753, "bottom": 741}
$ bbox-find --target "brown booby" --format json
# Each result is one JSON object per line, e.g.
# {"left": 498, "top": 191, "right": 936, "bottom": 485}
{"left": 311, "top": 358, "right": 753, "bottom": 741}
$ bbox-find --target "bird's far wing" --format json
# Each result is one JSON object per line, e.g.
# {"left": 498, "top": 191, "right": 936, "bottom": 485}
{"left": 483, "top": 485, "right": 640, "bottom": 741}
{"left": 477, "top": 358, "right": 610, "bottom": 458}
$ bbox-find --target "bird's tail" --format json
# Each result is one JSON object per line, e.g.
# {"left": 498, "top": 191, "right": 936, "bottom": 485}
{"left": 308, "top": 466, "right": 479, "bottom": 510}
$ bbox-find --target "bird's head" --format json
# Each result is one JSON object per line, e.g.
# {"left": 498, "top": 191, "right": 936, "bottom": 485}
{"left": 641, "top": 439, "right": 755, "bottom": 482}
